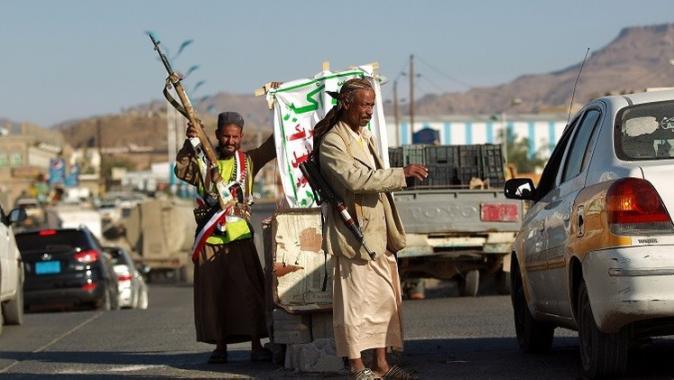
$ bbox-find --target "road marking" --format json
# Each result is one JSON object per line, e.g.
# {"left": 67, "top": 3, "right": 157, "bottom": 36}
{"left": 33, "top": 312, "right": 103, "bottom": 353}
{"left": 108, "top": 364, "right": 164, "bottom": 372}
{"left": 52, "top": 364, "right": 165, "bottom": 375}
{"left": 0, "top": 312, "right": 104, "bottom": 374}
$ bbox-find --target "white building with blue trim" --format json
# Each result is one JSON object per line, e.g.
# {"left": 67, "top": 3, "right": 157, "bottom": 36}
{"left": 386, "top": 114, "right": 569, "bottom": 159}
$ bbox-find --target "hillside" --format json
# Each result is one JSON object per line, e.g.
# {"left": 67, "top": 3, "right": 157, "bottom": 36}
{"left": 23, "top": 23, "right": 674, "bottom": 151}
{"left": 409, "top": 24, "right": 674, "bottom": 115}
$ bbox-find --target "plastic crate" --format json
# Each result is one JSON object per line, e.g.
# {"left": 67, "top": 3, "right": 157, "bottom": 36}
{"left": 458, "top": 166, "right": 482, "bottom": 186}
{"left": 406, "top": 162, "right": 456, "bottom": 189}
{"left": 480, "top": 145, "right": 505, "bottom": 186}
{"left": 459, "top": 145, "right": 482, "bottom": 169}
{"left": 427, "top": 164, "right": 459, "bottom": 187}
{"left": 483, "top": 176, "right": 505, "bottom": 188}
{"left": 402, "top": 145, "right": 427, "bottom": 165}
{"left": 425, "top": 145, "right": 459, "bottom": 166}
{"left": 388, "top": 147, "right": 403, "bottom": 167}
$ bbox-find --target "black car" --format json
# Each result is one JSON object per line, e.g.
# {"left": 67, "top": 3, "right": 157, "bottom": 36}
{"left": 15, "top": 227, "right": 119, "bottom": 311}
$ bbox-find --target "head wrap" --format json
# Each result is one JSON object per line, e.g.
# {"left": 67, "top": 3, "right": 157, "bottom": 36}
{"left": 312, "top": 78, "right": 374, "bottom": 151}
{"left": 217, "top": 111, "right": 244, "bottom": 131}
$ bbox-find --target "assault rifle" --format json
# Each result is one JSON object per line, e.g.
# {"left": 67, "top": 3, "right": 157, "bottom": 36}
{"left": 299, "top": 159, "right": 376, "bottom": 260}
{"left": 148, "top": 32, "right": 233, "bottom": 210}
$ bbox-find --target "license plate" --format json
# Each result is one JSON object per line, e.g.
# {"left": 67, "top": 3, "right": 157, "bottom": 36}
{"left": 481, "top": 203, "right": 520, "bottom": 222}
{"left": 35, "top": 260, "right": 61, "bottom": 275}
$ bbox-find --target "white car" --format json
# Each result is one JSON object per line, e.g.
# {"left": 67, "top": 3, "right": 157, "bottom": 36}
{"left": 0, "top": 204, "right": 26, "bottom": 334}
{"left": 505, "top": 89, "right": 674, "bottom": 378}
{"left": 104, "top": 246, "right": 148, "bottom": 309}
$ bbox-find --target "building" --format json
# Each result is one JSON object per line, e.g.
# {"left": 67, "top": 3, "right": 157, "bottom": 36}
{"left": 0, "top": 123, "right": 67, "bottom": 207}
{"left": 385, "top": 113, "right": 568, "bottom": 159}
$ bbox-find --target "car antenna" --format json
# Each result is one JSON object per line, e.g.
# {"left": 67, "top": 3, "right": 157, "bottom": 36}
{"left": 567, "top": 48, "right": 591, "bottom": 124}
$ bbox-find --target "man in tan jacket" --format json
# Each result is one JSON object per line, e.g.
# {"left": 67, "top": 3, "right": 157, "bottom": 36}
{"left": 316, "top": 78, "right": 427, "bottom": 380}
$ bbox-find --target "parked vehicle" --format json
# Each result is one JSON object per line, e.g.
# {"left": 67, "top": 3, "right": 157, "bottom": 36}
{"left": 104, "top": 246, "right": 148, "bottom": 309}
{"left": 14, "top": 197, "right": 45, "bottom": 230}
{"left": 49, "top": 204, "right": 103, "bottom": 240}
{"left": 104, "top": 198, "right": 196, "bottom": 283}
{"left": 15, "top": 227, "right": 119, "bottom": 311}
{"left": 504, "top": 89, "right": 674, "bottom": 378}
{"left": 391, "top": 144, "right": 523, "bottom": 297}
{"left": 0, "top": 204, "right": 27, "bottom": 334}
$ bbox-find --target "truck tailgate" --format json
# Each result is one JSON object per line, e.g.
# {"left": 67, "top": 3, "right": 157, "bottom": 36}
{"left": 393, "top": 189, "right": 523, "bottom": 234}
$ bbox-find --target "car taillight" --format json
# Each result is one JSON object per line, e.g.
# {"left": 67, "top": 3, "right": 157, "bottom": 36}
{"left": 481, "top": 203, "right": 519, "bottom": 222}
{"left": 82, "top": 282, "right": 97, "bottom": 292}
{"left": 117, "top": 274, "right": 133, "bottom": 282}
{"left": 74, "top": 249, "right": 100, "bottom": 264}
{"left": 39, "top": 229, "right": 57, "bottom": 236}
{"left": 607, "top": 177, "right": 674, "bottom": 235}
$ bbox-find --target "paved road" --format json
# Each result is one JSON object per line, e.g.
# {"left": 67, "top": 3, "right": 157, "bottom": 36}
{"left": 2, "top": 284, "right": 674, "bottom": 379}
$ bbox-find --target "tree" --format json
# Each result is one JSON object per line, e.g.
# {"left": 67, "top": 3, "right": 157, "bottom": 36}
{"left": 499, "top": 130, "right": 546, "bottom": 173}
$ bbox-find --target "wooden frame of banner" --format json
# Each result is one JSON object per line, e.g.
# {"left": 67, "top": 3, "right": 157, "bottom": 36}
{"left": 254, "top": 61, "right": 380, "bottom": 108}
{"left": 254, "top": 61, "right": 380, "bottom": 96}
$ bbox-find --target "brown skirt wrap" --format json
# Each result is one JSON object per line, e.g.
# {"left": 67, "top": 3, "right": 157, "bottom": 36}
{"left": 193, "top": 238, "right": 268, "bottom": 344}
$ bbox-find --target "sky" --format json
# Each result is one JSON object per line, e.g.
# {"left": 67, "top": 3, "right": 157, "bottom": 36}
{"left": 1, "top": 0, "right": 673, "bottom": 127}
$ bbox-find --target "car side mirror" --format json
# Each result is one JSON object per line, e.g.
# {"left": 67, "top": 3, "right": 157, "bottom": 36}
{"left": 504, "top": 178, "right": 536, "bottom": 200}
{"left": 8, "top": 208, "right": 27, "bottom": 225}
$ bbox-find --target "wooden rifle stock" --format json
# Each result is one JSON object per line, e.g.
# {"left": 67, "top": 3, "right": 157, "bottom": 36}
{"left": 148, "top": 33, "right": 227, "bottom": 210}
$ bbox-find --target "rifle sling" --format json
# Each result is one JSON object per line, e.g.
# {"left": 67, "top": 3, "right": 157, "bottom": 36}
{"left": 163, "top": 85, "right": 190, "bottom": 119}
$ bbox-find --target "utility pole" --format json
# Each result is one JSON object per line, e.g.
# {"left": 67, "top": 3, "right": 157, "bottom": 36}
{"left": 96, "top": 118, "right": 104, "bottom": 194}
{"left": 393, "top": 79, "right": 400, "bottom": 146}
{"left": 409, "top": 54, "right": 415, "bottom": 137}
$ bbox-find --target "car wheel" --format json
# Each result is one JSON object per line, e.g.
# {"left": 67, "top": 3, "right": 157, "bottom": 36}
{"left": 511, "top": 258, "right": 554, "bottom": 353}
{"left": 577, "top": 281, "right": 629, "bottom": 378}
{"left": 459, "top": 269, "right": 480, "bottom": 297}
{"left": 3, "top": 276, "right": 24, "bottom": 325}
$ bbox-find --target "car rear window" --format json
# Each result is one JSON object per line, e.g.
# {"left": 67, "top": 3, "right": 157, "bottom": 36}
{"left": 15, "top": 230, "right": 93, "bottom": 252}
{"left": 616, "top": 100, "right": 674, "bottom": 160}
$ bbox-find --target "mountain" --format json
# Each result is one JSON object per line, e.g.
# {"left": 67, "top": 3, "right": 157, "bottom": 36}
{"left": 51, "top": 23, "right": 674, "bottom": 151}
{"left": 409, "top": 23, "right": 674, "bottom": 115}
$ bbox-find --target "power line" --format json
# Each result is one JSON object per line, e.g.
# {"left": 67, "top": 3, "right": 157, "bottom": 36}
{"left": 418, "top": 73, "right": 445, "bottom": 93}
{"left": 415, "top": 55, "right": 473, "bottom": 89}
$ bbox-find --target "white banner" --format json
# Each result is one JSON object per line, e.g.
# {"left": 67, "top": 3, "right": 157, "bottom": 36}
{"left": 268, "top": 65, "right": 389, "bottom": 208}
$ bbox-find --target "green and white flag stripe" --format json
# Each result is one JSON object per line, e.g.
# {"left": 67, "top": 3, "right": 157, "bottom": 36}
{"left": 268, "top": 64, "right": 390, "bottom": 208}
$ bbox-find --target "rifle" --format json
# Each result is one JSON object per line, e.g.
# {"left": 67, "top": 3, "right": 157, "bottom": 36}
{"left": 299, "top": 159, "right": 376, "bottom": 260}
{"left": 148, "top": 32, "right": 232, "bottom": 210}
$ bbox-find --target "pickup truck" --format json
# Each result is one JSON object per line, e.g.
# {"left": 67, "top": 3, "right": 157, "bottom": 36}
{"left": 391, "top": 144, "right": 524, "bottom": 297}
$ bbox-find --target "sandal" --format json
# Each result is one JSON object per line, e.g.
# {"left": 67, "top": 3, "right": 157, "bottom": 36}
{"left": 350, "top": 368, "right": 380, "bottom": 380}
{"left": 382, "top": 365, "right": 417, "bottom": 380}
{"left": 207, "top": 349, "right": 228, "bottom": 364}
{"left": 250, "top": 347, "right": 272, "bottom": 362}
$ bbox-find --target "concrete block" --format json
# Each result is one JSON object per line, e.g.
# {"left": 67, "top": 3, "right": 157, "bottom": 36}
{"left": 284, "top": 338, "right": 345, "bottom": 373}
{"left": 311, "top": 312, "right": 334, "bottom": 340}
{"left": 272, "top": 308, "right": 311, "bottom": 344}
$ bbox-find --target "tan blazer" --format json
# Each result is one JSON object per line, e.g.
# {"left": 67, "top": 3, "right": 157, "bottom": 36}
{"left": 318, "top": 121, "right": 407, "bottom": 261}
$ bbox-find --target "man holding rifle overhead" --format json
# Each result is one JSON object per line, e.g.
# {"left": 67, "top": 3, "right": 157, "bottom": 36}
{"left": 314, "top": 78, "right": 426, "bottom": 380}
{"left": 175, "top": 108, "right": 277, "bottom": 364}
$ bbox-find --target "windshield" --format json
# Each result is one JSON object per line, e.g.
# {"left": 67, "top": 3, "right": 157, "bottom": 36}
{"left": 15, "top": 229, "right": 92, "bottom": 252}
{"left": 616, "top": 100, "right": 674, "bottom": 160}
